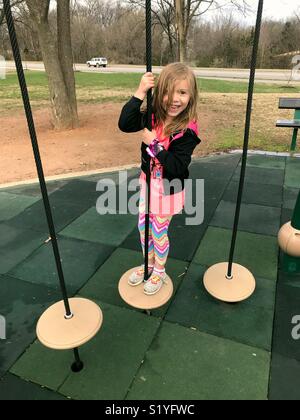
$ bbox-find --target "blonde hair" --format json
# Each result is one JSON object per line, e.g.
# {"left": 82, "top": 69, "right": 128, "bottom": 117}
{"left": 153, "top": 62, "right": 199, "bottom": 137}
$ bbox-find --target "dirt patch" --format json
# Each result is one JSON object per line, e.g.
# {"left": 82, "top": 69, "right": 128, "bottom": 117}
{"left": 0, "top": 94, "right": 295, "bottom": 185}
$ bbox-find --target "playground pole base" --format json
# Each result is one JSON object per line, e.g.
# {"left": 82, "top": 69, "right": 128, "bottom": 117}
{"left": 203, "top": 262, "right": 256, "bottom": 303}
{"left": 37, "top": 298, "right": 103, "bottom": 350}
{"left": 119, "top": 267, "right": 173, "bottom": 310}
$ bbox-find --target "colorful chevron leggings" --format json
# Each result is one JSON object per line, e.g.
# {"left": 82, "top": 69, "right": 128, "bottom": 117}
{"left": 138, "top": 195, "right": 173, "bottom": 270}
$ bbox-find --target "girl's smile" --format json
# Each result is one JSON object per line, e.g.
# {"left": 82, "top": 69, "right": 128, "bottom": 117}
{"left": 163, "top": 79, "right": 191, "bottom": 119}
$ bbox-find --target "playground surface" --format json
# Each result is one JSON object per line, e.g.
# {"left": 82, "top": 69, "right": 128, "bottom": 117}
{"left": 0, "top": 153, "right": 300, "bottom": 400}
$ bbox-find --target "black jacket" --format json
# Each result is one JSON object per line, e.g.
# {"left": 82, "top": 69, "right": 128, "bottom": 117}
{"left": 118, "top": 96, "right": 201, "bottom": 195}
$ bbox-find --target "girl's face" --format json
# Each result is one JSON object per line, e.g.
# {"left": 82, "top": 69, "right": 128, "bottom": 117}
{"left": 163, "top": 79, "right": 191, "bottom": 119}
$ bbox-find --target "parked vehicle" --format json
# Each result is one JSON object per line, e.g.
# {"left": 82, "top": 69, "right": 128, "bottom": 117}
{"left": 86, "top": 57, "right": 108, "bottom": 68}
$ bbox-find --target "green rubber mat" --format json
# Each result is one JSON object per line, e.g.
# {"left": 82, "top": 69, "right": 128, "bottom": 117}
{"left": 0, "top": 192, "right": 39, "bottom": 222}
{"left": 0, "top": 224, "right": 47, "bottom": 274}
{"left": 272, "top": 280, "right": 300, "bottom": 361}
{"left": 2, "top": 180, "right": 69, "bottom": 197}
{"left": 0, "top": 374, "right": 67, "bottom": 400}
{"left": 0, "top": 275, "right": 60, "bottom": 374}
{"left": 233, "top": 166, "right": 285, "bottom": 186}
{"left": 223, "top": 181, "right": 283, "bottom": 208}
{"left": 242, "top": 155, "right": 286, "bottom": 170}
{"left": 166, "top": 264, "right": 276, "bottom": 351}
{"left": 7, "top": 198, "right": 92, "bottom": 233}
{"left": 10, "top": 235, "right": 115, "bottom": 294}
{"left": 210, "top": 201, "right": 281, "bottom": 237}
{"left": 11, "top": 302, "right": 161, "bottom": 400}
{"left": 269, "top": 353, "right": 300, "bottom": 400}
{"left": 282, "top": 187, "right": 299, "bottom": 210}
{"left": 126, "top": 321, "right": 270, "bottom": 400}
{"left": 285, "top": 158, "right": 300, "bottom": 189}
{"left": 60, "top": 207, "right": 137, "bottom": 247}
{"left": 193, "top": 227, "right": 278, "bottom": 281}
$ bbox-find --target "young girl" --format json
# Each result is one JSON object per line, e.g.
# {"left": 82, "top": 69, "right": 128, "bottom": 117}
{"left": 118, "top": 62, "right": 201, "bottom": 295}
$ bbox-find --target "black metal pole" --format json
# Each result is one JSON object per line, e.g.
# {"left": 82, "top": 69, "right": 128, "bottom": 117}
{"left": 72, "top": 348, "right": 84, "bottom": 373}
{"left": 144, "top": 0, "right": 152, "bottom": 281}
{"left": 227, "top": 0, "right": 264, "bottom": 278}
{"left": 3, "top": 0, "right": 83, "bottom": 370}
{"left": 291, "top": 191, "right": 300, "bottom": 230}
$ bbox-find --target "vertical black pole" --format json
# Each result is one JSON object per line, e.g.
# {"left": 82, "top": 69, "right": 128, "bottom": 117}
{"left": 3, "top": 0, "right": 83, "bottom": 371}
{"left": 227, "top": 0, "right": 264, "bottom": 278}
{"left": 144, "top": 0, "right": 152, "bottom": 281}
{"left": 291, "top": 191, "right": 300, "bottom": 230}
{"left": 72, "top": 348, "right": 84, "bottom": 372}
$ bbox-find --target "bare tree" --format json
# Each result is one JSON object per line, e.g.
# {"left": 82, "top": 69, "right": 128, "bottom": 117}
{"left": 57, "top": 0, "right": 78, "bottom": 123}
{"left": 0, "top": 0, "right": 24, "bottom": 25}
{"left": 126, "top": 0, "right": 250, "bottom": 63}
{"left": 25, "top": 0, "right": 78, "bottom": 129}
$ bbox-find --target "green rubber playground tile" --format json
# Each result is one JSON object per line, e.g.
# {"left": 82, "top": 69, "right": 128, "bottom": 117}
{"left": 193, "top": 227, "right": 278, "bottom": 281}
{"left": 281, "top": 208, "right": 293, "bottom": 226}
{"left": 1, "top": 179, "right": 69, "bottom": 197}
{"left": 269, "top": 354, "right": 300, "bottom": 401}
{"left": 189, "top": 156, "right": 240, "bottom": 182}
{"left": 127, "top": 321, "right": 270, "bottom": 400}
{"left": 0, "top": 192, "right": 39, "bottom": 222}
{"left": 165, "top": 264, "right": 275, "bottom": 351}
{"left": 79, "top": 248, "right": 188, "bottom": 318}
{"left": 242, "top": 155, "right": 286, "bottom": 170}
{"left": 50, "top": 178, "right": 139, "bottom": 212}
{"left": 0, "top": 374, "right": 67, "bottom": 400}
{"left": 278, "top": 263, "right": 300, "bottom": 288}
{"left": 285, "top": 158, "right": 300, "bottom": 188}
{"left": 0, "top": 275, "right": 60, "bottom": 375}
{"left": 210, "top": 201, "right": 281, "bottom": 237}
{"left": 12, "top": 302, "right": 161, "bottom": 400}
{"left": 49, "top": 179, "right": 99, "bottom": 207}
{"left": 232, "top": 166, "right": 285, "bottom": 186}
{"left": 279, "top": 252, "right": 300, "bottom": 275}
{"left": 223, "top": 181, "right": 283, "bottom": 208}
{"left": 7, "top": 197, "right": 91, "bottom": 233}
{"left": 272, "top": 282, "right": 300, "bottom": 361}
{"left": 60, "top": 207, "right": 137, "bottom": 247}
{"left": 10, "top": 236, "right": 114, "bottom": 294}
{"left": 10, "top": 341, "right": 74, "bottom": 391}
{"left": 192, "top": 153, "right": 241, "bottom": 166}
{"left": 283, "top": 187, "right": 299, "bottom": 210}
{"left": 84, "top": 168, "right": 140, "bottom": 183}
{"left": 0, "top": 224, "right": 47, "bottom": 274}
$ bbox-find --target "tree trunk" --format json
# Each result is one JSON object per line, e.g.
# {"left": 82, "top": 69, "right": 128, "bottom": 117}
{"left": 36, "top": 19, "right": 74, "bottom": 129}
{"left": 26, "top": 0, "right": 78, "bottom": 130}
{"left": 57, "top": 0, "right": 78, "bottom": 127}
{"left": 175, "top": 0, "right": 187, "bottom": 62}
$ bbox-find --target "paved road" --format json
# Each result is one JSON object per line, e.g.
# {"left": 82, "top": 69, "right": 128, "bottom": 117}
{"left": 3, "top": 61, "right": 300, "bottom": 83}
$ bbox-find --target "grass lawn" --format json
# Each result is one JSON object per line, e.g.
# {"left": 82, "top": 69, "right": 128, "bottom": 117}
{"left": 1, "top": 71, "right": 299, "bottom": 153}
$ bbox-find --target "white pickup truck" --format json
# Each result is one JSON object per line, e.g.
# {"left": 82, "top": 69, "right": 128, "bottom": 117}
{"left": 86, "top": 57, "right": 108, "bottom": 68}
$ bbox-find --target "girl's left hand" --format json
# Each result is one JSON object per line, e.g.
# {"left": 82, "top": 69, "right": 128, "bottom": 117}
{"left": 142, "top": 128, "right": 157, "bottom": 145}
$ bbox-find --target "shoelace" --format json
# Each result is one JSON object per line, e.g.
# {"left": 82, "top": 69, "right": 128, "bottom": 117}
{"left": 150, "top": 272, "right": 168, "bottom": 285}
{"left": 137, "top": 266, "right": 153, "bottom": 276}
{"left": 150, "top": 274, "right": 161, "bottom": 285}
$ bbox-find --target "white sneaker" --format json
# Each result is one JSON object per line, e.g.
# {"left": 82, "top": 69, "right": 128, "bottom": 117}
{"left": 144, "top": 270, "right": 167, "bottom": 295}
{"left": 128, "top": 265, "right": 154, "bottom": 286}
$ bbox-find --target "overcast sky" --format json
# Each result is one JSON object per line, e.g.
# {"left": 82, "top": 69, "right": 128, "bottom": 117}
{"left": 204, "top": 0, "right": 299, "bottom": 24}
